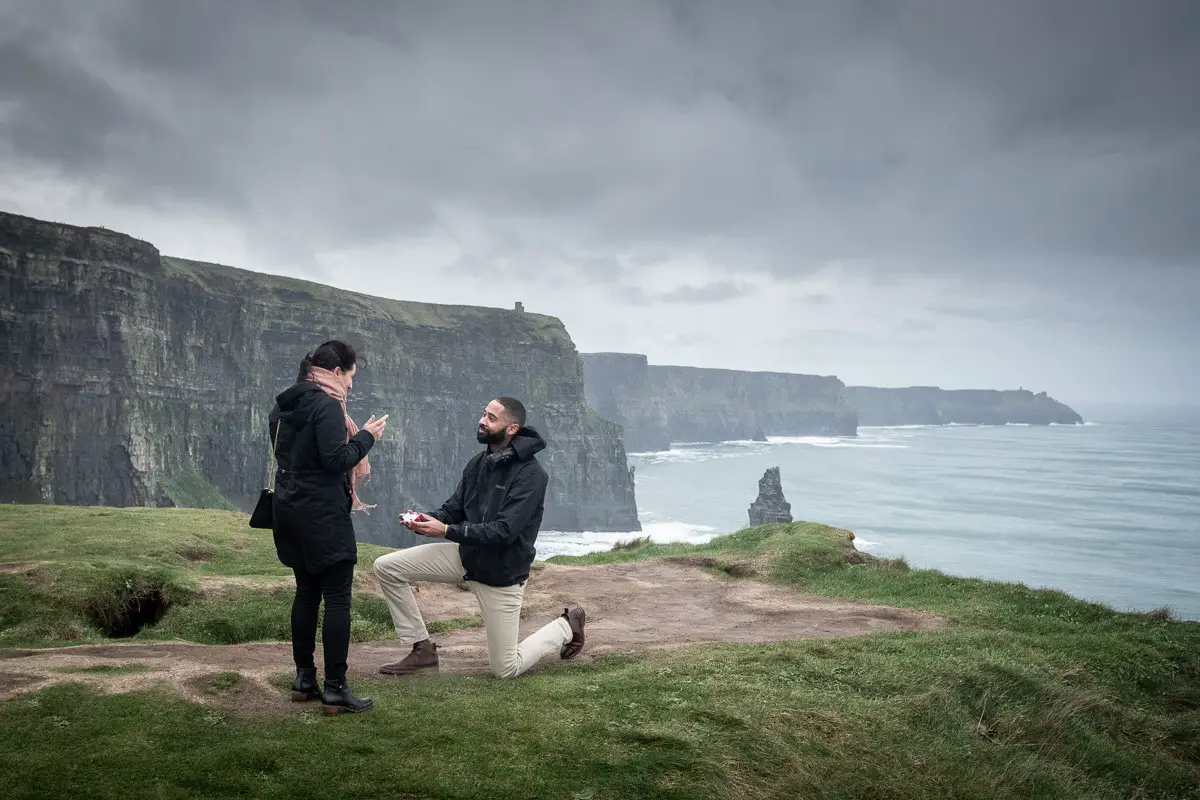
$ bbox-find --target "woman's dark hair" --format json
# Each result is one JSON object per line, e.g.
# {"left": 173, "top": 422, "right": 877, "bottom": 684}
{"left": 297, "top": 339, "right": 357, "bottom": 381}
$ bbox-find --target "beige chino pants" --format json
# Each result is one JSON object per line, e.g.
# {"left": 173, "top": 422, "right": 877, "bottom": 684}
{"left": 373, "top": 542, "right": 571, "bottom": 678}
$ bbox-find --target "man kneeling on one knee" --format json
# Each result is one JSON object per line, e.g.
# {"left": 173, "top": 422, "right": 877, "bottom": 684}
{"left": 373, "top": 396, "right": 585, "bottom": 678}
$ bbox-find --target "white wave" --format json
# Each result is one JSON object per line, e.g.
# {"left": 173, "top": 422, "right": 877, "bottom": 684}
{"left": 852, "top": 538, "right": 879, "bottom": 551}
{"left": 631, "top": 447, "right": 758, "bottom": 465}
{"left": 858, "top": 424, "right": 937, "bottom": 430}
{"left": 766, "top": 435, "right": 843, "bottom": 445}
{"left": 534, "top": 520, "right": 719, "bottom": 560}
{"left": 815, "top": 441, "right": 910, "bottom": 449}
{"left": 1006, "top": 422, "right": 1032, "bottom": 427}
{"left": 765, "top": 434, "right": 909, "bottom": 449}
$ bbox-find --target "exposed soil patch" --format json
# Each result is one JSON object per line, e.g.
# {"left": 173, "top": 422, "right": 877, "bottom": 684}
{"left": 86, "top": 585, "right": 171, "bottom": 638}
{"left": 0, "top": 672, "right": 42, "bottom": 694}
{"left": 0, "top": 558, "right": 945, "bottom": 710}
{"left": 177, "top": 545, "right": 216, "bottom": 563}
{"left": 0, "top": 561, "right": 37, "bottom": 574}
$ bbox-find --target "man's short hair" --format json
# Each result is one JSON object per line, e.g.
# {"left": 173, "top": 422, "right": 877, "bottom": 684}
{"left": 495, "top": 396, "right": 527, "bottom": 427}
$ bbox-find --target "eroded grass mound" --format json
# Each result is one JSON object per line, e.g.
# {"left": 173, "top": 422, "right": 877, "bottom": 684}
{"left": 0, "top": 506, "right": 403, "bottom": 647}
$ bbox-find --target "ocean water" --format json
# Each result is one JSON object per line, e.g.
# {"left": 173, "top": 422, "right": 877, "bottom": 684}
{"left": 537, "top": 409, "right": 1200, "bottom": 620}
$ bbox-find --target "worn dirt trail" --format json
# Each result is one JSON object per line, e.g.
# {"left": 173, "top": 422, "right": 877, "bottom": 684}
{"left": 0, "top": 559, "right": 945, "bottom": 710}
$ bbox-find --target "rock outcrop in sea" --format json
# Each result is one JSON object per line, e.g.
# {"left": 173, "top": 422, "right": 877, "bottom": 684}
{"left": 748, "top": 467, "right": 793, "bottom": 526}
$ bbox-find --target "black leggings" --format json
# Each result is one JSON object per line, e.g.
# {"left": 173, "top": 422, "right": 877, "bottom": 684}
{"left": 291, "top": 560, "right": 355, "bottom": 683}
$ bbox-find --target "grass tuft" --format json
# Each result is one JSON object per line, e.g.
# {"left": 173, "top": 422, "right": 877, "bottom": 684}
{"left": 610, "top": 535, "right": 652, "bottom": 551}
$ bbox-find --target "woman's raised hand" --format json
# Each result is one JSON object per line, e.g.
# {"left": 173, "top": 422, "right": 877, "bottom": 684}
{"left": 364, "top": 414, "right": 389, "bottom": 440}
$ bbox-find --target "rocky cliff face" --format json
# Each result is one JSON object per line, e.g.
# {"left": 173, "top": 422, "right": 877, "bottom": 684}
{"left": 580, "top": 353, "right": 857, "bottom": 450}
{"left": 846, "top": 386, "right": 1084, "bottom": 426}
{"left": 580, "top": 353, "right": 671, "bottom": 452}
{"left": 0, "top": 212, "right": 641, "bottom": 547}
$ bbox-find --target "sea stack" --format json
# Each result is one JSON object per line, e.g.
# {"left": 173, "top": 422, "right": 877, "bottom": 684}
{"left": 748, "top": 466, "right": 793, "bottom": 526}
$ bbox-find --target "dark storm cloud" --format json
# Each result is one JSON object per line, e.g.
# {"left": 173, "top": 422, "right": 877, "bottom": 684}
{"left": 0, "top": 28, "right": 142, "bottom": 169}
{"left": 2, "top": 0, "right": 1199, "bottom": 282}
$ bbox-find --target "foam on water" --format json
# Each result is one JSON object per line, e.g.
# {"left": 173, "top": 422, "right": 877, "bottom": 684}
{"left": 535, "top": 519, "right": 719, "bottom": 560}
{"left": 766, "top": 435, "right": 842, "bottom": 446}
{"left": 859, "top": 424, "right": 937, "bottom": 430}
{"left": 633, "top": 431, "right": 915, "bottom": 464}
{"left": 767, "top": 433, "right": 910, "bottom": 449}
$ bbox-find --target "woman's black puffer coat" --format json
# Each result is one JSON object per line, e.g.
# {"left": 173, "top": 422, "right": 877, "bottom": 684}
{"left": 268, "top": 381, "right": 375, "bottom": 572}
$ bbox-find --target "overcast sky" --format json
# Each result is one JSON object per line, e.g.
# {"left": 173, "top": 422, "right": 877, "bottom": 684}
{"left": 2, "top": 1, "right": 1198, "bottom": 408}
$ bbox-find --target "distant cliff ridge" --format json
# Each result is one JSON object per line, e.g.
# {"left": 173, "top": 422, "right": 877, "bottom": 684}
{"left": 846, "top": 386, "right": 1084, "bottom": 426}
{"left": 0, "top": 211, "right": 641, "bottom": 545}
{"left": 581, "top": 353, "right": 857, "bottom": 452}
{"left": 581, "top": 352, "right": 1084, "bottom": 450}
{"left": 580, "top": 353, "right": 671, "bottom": 452}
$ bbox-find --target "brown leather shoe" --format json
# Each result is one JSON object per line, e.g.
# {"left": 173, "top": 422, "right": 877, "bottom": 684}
{"left": 379, "top": 639, "right": 440, "bottom": 675}
{"left": 560, "top": 606, "right": 585, "bottom": 659}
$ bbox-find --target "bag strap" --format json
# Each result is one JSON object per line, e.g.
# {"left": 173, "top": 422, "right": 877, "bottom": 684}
{"left": 266, "top": 419, "right": 282, "bottom": 492}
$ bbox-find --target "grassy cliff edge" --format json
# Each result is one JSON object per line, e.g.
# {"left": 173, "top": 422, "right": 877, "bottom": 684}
{"left": 0, "top": 505, "right": 1196, "bottom": 799}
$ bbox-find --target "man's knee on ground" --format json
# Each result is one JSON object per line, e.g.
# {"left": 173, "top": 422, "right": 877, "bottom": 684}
{"left": 489, "top": 658, "right": 522, "bottom": 679}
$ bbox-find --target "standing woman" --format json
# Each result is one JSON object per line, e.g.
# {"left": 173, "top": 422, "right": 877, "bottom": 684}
{"left": 269, "top": 340, "right": 388, "bottom": 715}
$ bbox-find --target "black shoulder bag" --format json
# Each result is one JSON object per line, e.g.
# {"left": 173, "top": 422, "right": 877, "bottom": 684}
{"left": 249, "top": 420, "right": 281, "bottom": 529}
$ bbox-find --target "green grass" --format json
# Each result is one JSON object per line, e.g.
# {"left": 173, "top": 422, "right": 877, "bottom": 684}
{"left": 160, "top": 473, "right": 239, "bottom": 511}
{"left": 161, "top": 255, "right": 575, "bottom": 345}
{"left": 1, "top": 508, "right": 1197, "bottom": 799}
{"left": 0, "top": 505, "right": 466, "bottom": 647}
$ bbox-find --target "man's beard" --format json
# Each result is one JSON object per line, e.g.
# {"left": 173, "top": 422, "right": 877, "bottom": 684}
{"left": 477, "top": 427, "right": 506, "bottom": 444}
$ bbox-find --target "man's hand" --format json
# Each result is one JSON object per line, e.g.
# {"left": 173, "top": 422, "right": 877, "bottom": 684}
{"left": 407, "top": 516, "right": 448, "bottom": 538}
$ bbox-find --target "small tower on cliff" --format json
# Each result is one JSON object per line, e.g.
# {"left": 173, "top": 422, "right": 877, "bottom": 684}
{"left": 514, "top": 301, "right": 524, "bottom": 312}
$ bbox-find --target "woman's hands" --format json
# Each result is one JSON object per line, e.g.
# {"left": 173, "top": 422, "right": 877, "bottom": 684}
{"left": 363, "top": 414, "right": 389, "bottom": 440}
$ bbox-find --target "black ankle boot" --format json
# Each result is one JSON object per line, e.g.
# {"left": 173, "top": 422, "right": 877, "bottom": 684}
{"left": 291, "top": 667, "right": 320, "bottom": 702}
{"left": 321, "top": 678, "right": 373, "bottom": 715}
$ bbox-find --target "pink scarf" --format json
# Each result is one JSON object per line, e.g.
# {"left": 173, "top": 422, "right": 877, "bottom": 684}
{"left": 307, "top": 366, "right": 375, "bottom": 513}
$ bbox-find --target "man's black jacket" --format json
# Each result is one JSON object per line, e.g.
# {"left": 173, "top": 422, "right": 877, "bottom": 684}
{"left": 428, "top": 426, "right": 549, "bottom": 587}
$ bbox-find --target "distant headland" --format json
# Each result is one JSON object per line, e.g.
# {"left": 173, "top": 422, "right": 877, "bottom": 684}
{"left": 580, "top": 352, "right": 1083, "bottom": 452}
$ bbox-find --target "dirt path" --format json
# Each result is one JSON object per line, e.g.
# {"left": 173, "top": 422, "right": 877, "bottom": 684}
{"left": 0, "top": 559, "right": 945, "bottom": 709}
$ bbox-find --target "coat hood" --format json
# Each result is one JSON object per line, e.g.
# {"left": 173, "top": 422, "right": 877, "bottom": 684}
{"left": 510, "top": 426, "right": 547, "bottom": 460}
{"left": 275, "top": 381, "right": 326, "bottom": 426}
{"left": 488, "top": 425, "right": 547, "bottom": 464}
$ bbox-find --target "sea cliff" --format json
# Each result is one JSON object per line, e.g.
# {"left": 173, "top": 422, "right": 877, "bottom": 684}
{"left": 581, "top": 353, "right": 1084, "bottom": 451}
{"left": 0, "top": 211, "right": 641, "bottom": 546}
{"left": 846, "top": 386, "right": 1084, "bottom": 426}
{"left": 581, "top": 353, "right": 857, "bottom": 452}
